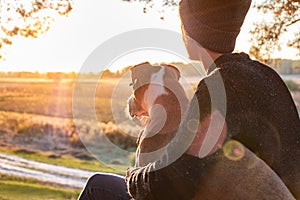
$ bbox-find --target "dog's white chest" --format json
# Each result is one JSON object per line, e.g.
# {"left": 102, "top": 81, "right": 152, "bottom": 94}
{"left": 144, "top": 67, "right": 168, "bottom": 106}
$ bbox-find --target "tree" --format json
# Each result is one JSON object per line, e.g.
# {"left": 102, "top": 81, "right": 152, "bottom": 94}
{"left": 0, "top": 0, "right": 72, "bottom": 58}
{"left": 249, "top": 0, "right": 300, "bottom": 61}
{"left": 122, "top": 0, "right": 300, "bottom": 61}
{"left": 1, "top": 0, "right": 299, "bottom": 62}
{"left": 122, "top": 0, "right": 178, "bottom": 19}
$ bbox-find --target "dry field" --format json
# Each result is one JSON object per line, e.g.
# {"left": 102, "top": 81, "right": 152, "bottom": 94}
{"left": 0, "top": 77, "right": 140, "bottom": 167}
{"left": 0, "top": 76, "right": 299, "bottom": 155}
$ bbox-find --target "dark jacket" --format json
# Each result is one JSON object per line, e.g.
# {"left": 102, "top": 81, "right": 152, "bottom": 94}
{"left": 126, "top": 53, "right": 300, "bottom": 199}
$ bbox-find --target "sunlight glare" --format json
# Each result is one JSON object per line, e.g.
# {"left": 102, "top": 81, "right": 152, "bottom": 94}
{"left": 107, "top": 48, "right": 188, "bottom": 72}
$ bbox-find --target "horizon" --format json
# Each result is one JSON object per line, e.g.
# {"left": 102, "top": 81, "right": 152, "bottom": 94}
{"left": 2, "top": 57, "right": 300, "bottom": 73}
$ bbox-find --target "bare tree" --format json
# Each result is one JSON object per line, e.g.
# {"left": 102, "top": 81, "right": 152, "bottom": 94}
{"left": 122, "top": 0, "right": 178, "bottom": 19}
{"left": 122, "top": 0, "right": 178, "bottom": 10}
{"left": 0, "top": 0, "right": 72, "bottom": 58}
{"left": 250, "top": 0, "right": 300, "bottom": 61}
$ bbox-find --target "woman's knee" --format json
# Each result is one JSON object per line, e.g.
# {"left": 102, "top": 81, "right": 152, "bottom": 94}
{"left": 85, "top": 173, "right": 109, "bottom": 188}
{"left": 80, "top": 173, "right": 130, "bottom": 200}
{"left": 85, "top": 173, "right": 127, "bottom": 189}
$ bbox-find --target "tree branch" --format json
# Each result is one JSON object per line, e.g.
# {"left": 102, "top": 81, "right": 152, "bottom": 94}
{"left": 286, "top": 18, "right": 300, "bottom": 27}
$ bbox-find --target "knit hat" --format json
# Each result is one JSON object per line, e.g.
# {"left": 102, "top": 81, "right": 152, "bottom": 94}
{"left": 179, "top": 0, "right": 252, "bottom": 53}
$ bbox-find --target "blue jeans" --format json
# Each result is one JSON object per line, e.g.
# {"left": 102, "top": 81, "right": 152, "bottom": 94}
{"left": 78, "top": 173, "right": 131, "bottom": 200}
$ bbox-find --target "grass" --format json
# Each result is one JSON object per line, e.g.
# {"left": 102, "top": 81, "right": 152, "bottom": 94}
{"left": 0, "top": 181, "right": 80, "bottom": 200}
{"left": 0, "top": 148, "right": 127, "bottom": 200}
{"left": 0, "top": 109, "right": 138, "bottom": 170}
{"left": 0, "top": 75, "right": 298, "bottom": 200}
{"left": 0, "top": 78, "right": 131, "bottom": 122}
{"left": 285, "top": 80, "right": 299, "bottom": 91}
{"left": 0, "top": 148, "right": 125, "bottom": 175}
{"left": 0, "top": 78, "right": 132, "bottom": 199}
{"left": 0, "top": 171, "right": 79, "bottom": 200}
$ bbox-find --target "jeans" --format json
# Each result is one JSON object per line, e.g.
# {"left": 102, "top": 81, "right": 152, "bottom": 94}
{"left": 78, "top": 172, "right": 131, "bottom": 200}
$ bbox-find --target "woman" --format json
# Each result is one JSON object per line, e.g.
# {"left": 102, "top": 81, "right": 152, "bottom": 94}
{"left": 127, "top": 0, "right": 299, "bottom": 199}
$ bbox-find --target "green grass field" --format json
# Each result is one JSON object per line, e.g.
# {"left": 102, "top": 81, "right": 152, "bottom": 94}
{"left": 0, "top": 149, "right": 126, "bottom": 200}
{"left": 0, "top": 147, "right": 129, "bottom": 200}
{"left": 0, "top": 148, "right": 126, "bottom": 174}
{"left": 0, "top": 181, "right": 80, "bottom": 200}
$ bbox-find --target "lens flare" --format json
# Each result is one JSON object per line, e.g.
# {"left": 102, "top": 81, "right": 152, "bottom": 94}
{"left": 223, "top": 140, "right": 245, "bottom": 161}
{"left": 187, "top": 118, "right": 198, "bottom": 133}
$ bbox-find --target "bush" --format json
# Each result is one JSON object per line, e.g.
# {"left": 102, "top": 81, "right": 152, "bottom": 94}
{"left": 104, "top": 126, "right": 136, "bottom": 150}
{"left": 0, "top": 111, "right": 138, "bottom": 152}
{"left": 285, "top": 80, "right": 299, "bottom": 91}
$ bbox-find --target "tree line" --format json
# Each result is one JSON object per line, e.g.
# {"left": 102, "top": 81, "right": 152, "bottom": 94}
{"left": 0, "top": 69, "right": 130, "bottom": 79}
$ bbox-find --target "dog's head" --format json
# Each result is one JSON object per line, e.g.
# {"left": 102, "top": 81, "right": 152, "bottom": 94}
{"left": 129, "top": 62, "right": 180, "bottom": 91}
{"left": 128, "top": 62, "right": 181, "bottom": 119}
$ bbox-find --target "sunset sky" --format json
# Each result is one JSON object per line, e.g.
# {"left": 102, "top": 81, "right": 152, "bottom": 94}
{"left": 0, "top": 0, "right": 298, "bottom": 72}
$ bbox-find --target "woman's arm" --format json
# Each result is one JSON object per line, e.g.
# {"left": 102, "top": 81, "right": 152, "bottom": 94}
{"left": 126, "top": 154, "right": 203, "bottom": 200}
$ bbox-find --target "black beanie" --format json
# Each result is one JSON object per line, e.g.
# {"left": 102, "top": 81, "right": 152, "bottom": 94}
{"left": 179, "top": 0, "right": 252, "bottom": 53}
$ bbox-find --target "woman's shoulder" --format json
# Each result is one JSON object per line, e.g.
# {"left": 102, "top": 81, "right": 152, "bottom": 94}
{"left": 215, "top": 53, "right": 278, "bottom": 77}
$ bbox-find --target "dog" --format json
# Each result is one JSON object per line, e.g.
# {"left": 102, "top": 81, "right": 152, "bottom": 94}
{"left": 127, "top": 62, "right": 189, "bottom": 167}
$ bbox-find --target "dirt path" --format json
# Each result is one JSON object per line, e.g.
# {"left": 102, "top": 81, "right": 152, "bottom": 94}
{"left": 0, "top": 152, "right": 94, "bottom": 189}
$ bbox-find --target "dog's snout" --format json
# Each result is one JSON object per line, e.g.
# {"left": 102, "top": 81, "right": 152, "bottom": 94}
{"left": 128, "top": 95, "right": 148, "bottom": 118}
{"left": 128, "top": 96, "right": 137, "bottom": 118}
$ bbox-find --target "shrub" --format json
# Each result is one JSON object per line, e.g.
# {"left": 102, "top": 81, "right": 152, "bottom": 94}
{"left": 285, "top": 80, "right": 299, "bottom": 91}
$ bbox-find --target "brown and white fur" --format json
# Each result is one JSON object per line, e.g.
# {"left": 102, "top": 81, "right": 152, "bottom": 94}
{"left": 128, "top": 62, "right": 189, "bottom": 167}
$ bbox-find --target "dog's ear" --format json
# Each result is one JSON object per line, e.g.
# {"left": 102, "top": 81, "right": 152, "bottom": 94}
{"left": 130, "top": 62, "right": 150, "bottom": 72}
{"left": 161, "top": 64, "right": 181, "bottom": 81}
{"left": 130, "top": 62, "right": 161, "bottom": 90}
{"left": 130, "top": 62, "right": 151, "bottom": 89}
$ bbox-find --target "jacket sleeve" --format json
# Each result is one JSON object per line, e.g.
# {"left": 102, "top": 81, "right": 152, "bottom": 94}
{"left": 126, "top": 154, "right": 206, "bottom": 200}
